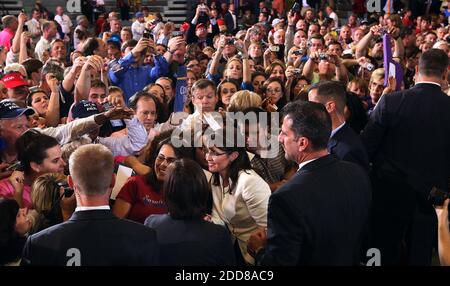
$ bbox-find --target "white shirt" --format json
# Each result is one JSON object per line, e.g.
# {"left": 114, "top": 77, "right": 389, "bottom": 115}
{"left": 415, "top": 81, "right": 441, "bottom": 88}
{"left": 131, "top": 20, "right": 145, "bottom": 41}
{"left": 231, "top": 12, "right": 237, "bottom": 30}
{"left": 75, "top": 205, "right": 110, "bottom": 212}
{"left": 38, "top": 114, "right": 100, "bottom": 145}
{"left": 302, "top": 0, "right": 310, "bottom": 7}
{"left": 298, "top": 157, "right": 320, "bottom": 171}
{"left": 210, "top": 169, "right": 270, "bottom": 265}
{"left": 25, "top": 18, "right": 41, "bottom": 39}
{"left": 54, "top": 14, "right": 73, "bottom": 34}
{"left": 35, "top": 37, "right": 51, "bottom": 62}
{"left": 330, "top": 122, "right": 346, "bottom": 138}
{"left": 98, "top": 117, "right": 149, "bottom": 156}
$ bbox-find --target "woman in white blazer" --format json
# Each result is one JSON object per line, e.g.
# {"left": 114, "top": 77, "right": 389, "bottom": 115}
{"left": 205, "top": 127, "right": 271, "bottom": 265}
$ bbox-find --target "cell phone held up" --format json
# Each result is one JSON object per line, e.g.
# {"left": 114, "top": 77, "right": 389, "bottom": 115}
{"left": 291, "top": 2, "right": 301, "bottom": 14}
{"left": 143, "top": 28, "right": 153, "bottom": 40}
{"left": 269, "top": 45, "right": 280, "bottom": 52}
{"left": 6, "top": 161, "right": 23, "bottom": 172}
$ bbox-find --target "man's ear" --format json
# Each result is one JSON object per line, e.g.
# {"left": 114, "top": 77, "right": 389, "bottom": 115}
{"left": 68, "top": 175, "right": 74, "bottom": 188}
{"left": 442, "top": 68, "right": 448, "bottom": 82}
{"left": 325, "top": 101, "right": 335, "bottom": 113}
{"left": 30, "top": 162, "right": 41, "bottom": 174}
{"left": 297, "top": 136, "right": 309, "bottom": 153}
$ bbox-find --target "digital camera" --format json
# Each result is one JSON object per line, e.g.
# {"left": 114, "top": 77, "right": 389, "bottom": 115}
{"left": 270, "top": 45, "right": 280, "bottom": 52}
{"left": 143, "top": 29, "right": 153, "bottom": 40}
{"left": 226, "top": 38, "right": 235, "bottom": 45}
{"left": 319, "top": 53, "right": 329, "bottom": 61}
{"left": 56, "top": 182, "right": 74, "bottom": 198}
{"left": 293, "top": 49, "right": 304, "bottom": 56}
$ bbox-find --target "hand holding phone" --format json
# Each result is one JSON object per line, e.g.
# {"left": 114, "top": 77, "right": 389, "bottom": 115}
{"left": 270, "top": 45, "right": 280, "bottom": 52}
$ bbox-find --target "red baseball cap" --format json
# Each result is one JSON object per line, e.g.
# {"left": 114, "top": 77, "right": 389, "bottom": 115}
{"left": 196, "top": 23, "right": 206, "bottom": 30}
{"left": 1, "top": 72, "right": 28, "bottom": 89}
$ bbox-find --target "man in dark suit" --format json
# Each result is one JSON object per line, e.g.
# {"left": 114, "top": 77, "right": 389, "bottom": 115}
{"left": 361, "top": 48, "right": 450, "bottom": 265}
{"left": 247, "top": 101, "right": 371, "bottom": 265}
{"left": 224, "top": 2, "right": 238, "bottom": 34}
{"left": 21, "top": 144, "right": 160, "bottom": 266}
{"left": 308, "top": 81, "right": 369, "bottom": 172}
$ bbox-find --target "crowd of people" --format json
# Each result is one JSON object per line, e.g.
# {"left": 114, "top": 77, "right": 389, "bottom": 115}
{"left": 0, "top": 0, "right": 449, "bottom": 266}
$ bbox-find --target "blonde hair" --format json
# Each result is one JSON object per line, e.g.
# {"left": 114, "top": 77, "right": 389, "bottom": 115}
{"left": 69, "top": 144, "right": 114, "bottom": 195}
{"left": 227, "top": 90, "right": 262, "bottom": 112}
{"left": 31, "top": 173, "right": 67, "bottom": 213}
{"left": 3, "top": 63, "right": 27, "bottom": 78}
{"left": 369, "top": 68, "right": 385, "bottom": 85}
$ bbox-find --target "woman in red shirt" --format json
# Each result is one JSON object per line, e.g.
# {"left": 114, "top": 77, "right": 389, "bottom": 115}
{"left": 113, "top": 137, "right": 193, "bottom": 223}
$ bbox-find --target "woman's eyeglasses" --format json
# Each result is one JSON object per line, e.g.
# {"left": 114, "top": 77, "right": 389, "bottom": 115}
{"left": 155, "top": 154, "right": 177, "bottom": 165}
{"left": 203, "top": 148, "right": 227, "bottom": 158}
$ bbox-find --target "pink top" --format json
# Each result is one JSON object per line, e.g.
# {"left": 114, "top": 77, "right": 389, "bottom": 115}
{"left": 0, "top": 28, "right": 14, "bottom": 51}
{"left": 0, "top": 178, "right": 32, "bottom": 208}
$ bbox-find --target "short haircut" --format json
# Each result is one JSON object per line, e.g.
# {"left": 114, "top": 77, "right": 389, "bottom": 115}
{"left": 121, "top": 26, "right": 131, "bottom": 33}
{"left": 108, "top": 86, "right": 123, "bottom": 95}
{"left": 419, "top": 48, "right": 449, "bottom": 78}
{"left": 81, "top": 37, "right": 99, "bottom": 56}
{"left": 310, "top": 33, "right": 324, "bottom": 44}
{"left": 41, "top": 60, "right": 64, "bottom": 80}
{"left": 191, "top": 79, "right": 216, "bottom": 95}
{"left": 281, "top": 101, "right": 332, "bottom": 151}
{"left": 328, "top": 40, "right": 342, "bottom": 49}
{"left": 91, "top": 79, "right": 106, "bottom": 90}
{"left": 42, "top": 20, "right": 55, "bottom": 32}
{"left": 128, "top": 91, "right": 158, "bottom": 111}
{"left": 21, "top": 58, "right": 43, "bottom": 78}
{"left": 163, "top": 159, "right": 209, "bottom": 220}
{"left": 309, "top": 80, "right": 347, "bottom": 115}
{"left": 69, "top": 144, "right": 114, "bottom": 195}
{"left": 1, "top": 15, "right": 16, "bottom": 29}
{"left": 121, "top": 39, "right": 138, "bottom": 53}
